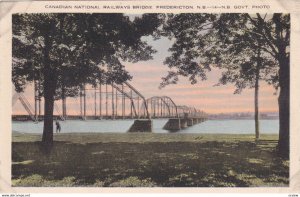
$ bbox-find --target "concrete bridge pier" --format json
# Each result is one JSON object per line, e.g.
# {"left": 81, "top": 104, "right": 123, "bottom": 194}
{"left": 180, "top": 118, "right": 188, "bottom": 129}
{"left": 128, "top": 119, "right": 152, "bottom": 132}
{"left": 163, "top": 118, "right": 192, "bottom": 130}
{"left": 192, "top": 118, "right": 198, "bottom": 124}
{"left": 163, "top": 118, "right": 181, "bottom": 130}
{"left": 187, "top": 118, "right": 194, "bottom": 126}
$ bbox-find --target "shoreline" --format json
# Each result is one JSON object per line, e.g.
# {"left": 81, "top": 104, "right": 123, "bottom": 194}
{"left": 12, "top": 132, "right": 278, "bottom": 143}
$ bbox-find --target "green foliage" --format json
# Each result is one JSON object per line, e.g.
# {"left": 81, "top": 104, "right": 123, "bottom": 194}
{"left": 12, "top": 13, "right": 161, "bottom": 144}
{"left": 12, "top": 13, "right": 158, "bottom": 98}
{"left": 160, "top": 14, "right": 216, "bottom": 87}
{"left": 159, "top": 13, "right": 289, "bottom": 92}
{"left": 158, "top": 14, "right": 290, "bottom": 156}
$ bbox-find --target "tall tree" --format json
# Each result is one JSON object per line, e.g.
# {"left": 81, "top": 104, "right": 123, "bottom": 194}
{"left": 211, "top": 15, "right": 278, "bottom": 140}
{"left": 12, "top": 13, "right": 161, "bottom": 148}
{"left": 160, "top": 13, "right": 289, "bottom": 157}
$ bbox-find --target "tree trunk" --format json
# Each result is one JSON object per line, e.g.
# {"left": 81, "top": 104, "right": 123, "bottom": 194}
{"left": 41, "top": 34, "right": 56, "bottom": 150}
{"left": 255, "top": 48, "right": 261, "bottom": 140}
{"left": 254, "top": 67, "right": 260, "bottom": 140}
{"left": 62, "top": 85, "right": 66, "bottom": 119}
{"left": 278, "top": 56, "right": 290, "bottom": 158}
{"left": 83, "top": 85, "right": 86, "bottom": 119}
{"left": 60, "top": 16, "right": 66, "bottom": 120}
{"left": 63, "top": 97, "right": 67, "bottom": 118}
{"left": 34, "top": 80, "right": 38, "bottom": 120}
{"left": 42, "top": 60, "right": 56, "bottom": 148}
{"left": 42, "top": 76, "right": 55, "bottom": 148}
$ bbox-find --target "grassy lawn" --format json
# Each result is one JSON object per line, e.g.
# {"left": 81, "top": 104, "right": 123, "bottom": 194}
{"left": 12, "top": 133, "right": 289, "bottom": 187}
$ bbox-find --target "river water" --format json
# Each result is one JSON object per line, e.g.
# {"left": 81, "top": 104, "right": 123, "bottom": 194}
{"left": 12, "top": 119, "right": 279, "bottom": 134}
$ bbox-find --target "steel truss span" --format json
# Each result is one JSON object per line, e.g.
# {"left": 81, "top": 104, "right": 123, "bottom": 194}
{"left": 12, "top": 82, "right": 207, "bottom": 121}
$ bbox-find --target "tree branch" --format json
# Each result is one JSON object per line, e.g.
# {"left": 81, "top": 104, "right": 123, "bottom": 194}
{"left": 245, "top": 14, "right": 278, "bottom": 57}
{"left": 256, "top": 14, "right": 279, "bottom": 55}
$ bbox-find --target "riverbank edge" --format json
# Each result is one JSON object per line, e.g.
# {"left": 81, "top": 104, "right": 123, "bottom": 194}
{"left": 12, "top": 132, "right": 278, "bottom": 143}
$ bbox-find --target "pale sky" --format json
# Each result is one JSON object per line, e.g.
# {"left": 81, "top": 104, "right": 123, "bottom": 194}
{"left": 123, "top": 36, "right": 279, "bottom": 114}
{"left": 12, "top": 35, "right": 279, "bottom": 115}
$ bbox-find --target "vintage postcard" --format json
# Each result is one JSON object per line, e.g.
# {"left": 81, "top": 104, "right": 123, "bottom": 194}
{"left": 0, "top": 0, "right": 300, "bottom": 194}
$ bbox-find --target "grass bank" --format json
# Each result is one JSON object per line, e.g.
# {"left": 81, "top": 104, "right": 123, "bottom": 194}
{"left": 12, "top": 133, "right": 289, "bottom": 187}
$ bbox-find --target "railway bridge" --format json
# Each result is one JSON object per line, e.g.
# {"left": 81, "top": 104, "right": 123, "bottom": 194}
{"left": 12, "top": 81, "right": 207, "bottom": 132}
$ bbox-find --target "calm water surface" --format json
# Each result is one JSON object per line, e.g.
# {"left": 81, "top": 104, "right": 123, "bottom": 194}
{"left": 12, "top": 119, "right": 279, "bottom": 134}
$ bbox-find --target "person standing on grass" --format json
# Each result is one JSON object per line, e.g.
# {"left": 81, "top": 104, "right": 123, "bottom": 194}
{"left": 55, "top": 118, "right": 61, "bottom": 133}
